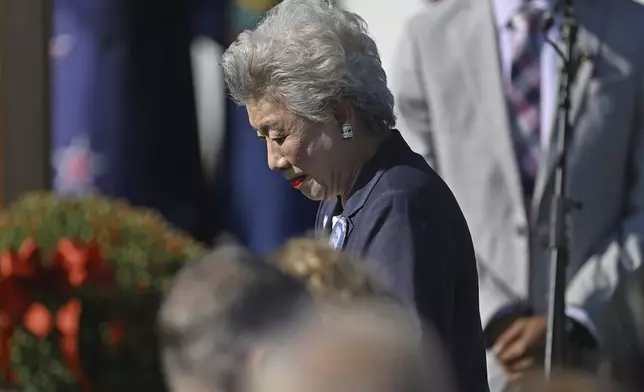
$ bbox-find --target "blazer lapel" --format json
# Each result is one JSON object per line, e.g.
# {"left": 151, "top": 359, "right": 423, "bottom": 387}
{"left": 456, "top": 0, "right": 525, "bottom": 208}
{"left": 531, "top": 1, "right": 603, "bottom": 219}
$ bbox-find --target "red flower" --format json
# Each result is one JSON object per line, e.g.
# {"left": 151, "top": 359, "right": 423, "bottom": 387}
{"left": 0, "top": 237, "right": 114, "bottom": 391}
{"left": 0, "top": 238, "right": 41, "bottom": 382}
{"left": 53, "top": 238, "right": 113, "bottom": 287}
{"left": 23, "top": 303, "right": 53, "bottom": 338}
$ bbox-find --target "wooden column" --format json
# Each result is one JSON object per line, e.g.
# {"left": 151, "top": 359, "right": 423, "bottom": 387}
{"left": 0, "top": 0, "right": 52, "bottom": 206}
{"left": 0, "top": 83, "right": 3, "bottom": 207}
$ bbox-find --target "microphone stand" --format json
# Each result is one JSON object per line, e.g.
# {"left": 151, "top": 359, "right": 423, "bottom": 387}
{"left": 541, "top": 0, "right": 582, "bottom": 380}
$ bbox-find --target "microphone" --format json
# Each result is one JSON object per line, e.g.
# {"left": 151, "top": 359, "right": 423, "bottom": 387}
{"left": 541, "top": 12, "right": 555, "bottom": 33}
{"left": 543, "top": 0, "right": 582, "bottom": 380}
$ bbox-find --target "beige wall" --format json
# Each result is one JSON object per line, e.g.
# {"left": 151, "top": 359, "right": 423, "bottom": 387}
{"left": 0, "top": 93, "right": 4, "bottom": 206}
{"left": 1, "top": 0, "right": 52, "bottom": 205}
{"left": 340, "top": 0, "right": 426, "bottom": 102}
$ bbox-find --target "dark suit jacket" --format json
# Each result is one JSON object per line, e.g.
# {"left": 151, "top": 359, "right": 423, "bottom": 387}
{"left": 603, "top": 264, "right": 644, "bottom": 391}
{"left": 316, "top": 130, "right": 489, "bottom": 392}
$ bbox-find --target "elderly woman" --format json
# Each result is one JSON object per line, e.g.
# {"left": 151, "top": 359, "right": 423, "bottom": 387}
{"left": 221, "top": 1, "right": 488, "bottom": 390}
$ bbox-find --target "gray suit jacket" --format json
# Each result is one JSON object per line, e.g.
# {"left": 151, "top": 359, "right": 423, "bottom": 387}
{"left": 394, "top": 0, "right": 644, "bottom": 386}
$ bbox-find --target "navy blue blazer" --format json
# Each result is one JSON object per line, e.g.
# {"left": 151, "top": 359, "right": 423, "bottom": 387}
{"left": 316, "top": 130, "right": 489, "bottom": 392}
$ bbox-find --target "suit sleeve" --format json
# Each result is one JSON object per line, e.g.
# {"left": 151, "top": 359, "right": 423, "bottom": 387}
{"left": 356, "top": 191, "right": 453, "bottom": 336}
{"left": 392, "top": 19, "right": 438, "bottom": 170}
{"left": 565, "top": 71, "right": 644, "bottom": 343}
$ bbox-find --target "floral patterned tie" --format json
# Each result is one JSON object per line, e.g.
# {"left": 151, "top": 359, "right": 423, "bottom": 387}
{"left": 505, "top": 4, "right": 544, "bottom": 196}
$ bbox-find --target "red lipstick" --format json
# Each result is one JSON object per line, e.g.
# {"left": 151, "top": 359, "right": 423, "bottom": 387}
{"left": 290, "top": 176, "right": 305, "bottom": 189}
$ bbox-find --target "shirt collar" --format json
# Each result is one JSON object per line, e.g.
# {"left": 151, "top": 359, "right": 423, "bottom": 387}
{"left": 492, "top": 0, "right": 553, "bottom": 29}
{"left": 344, "top": 130, "right": 414, "bottom": 217}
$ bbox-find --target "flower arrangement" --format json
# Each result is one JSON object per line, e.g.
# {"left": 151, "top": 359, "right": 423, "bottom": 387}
{"left": 0, "top": 193, "right": 206, "bottom": 392}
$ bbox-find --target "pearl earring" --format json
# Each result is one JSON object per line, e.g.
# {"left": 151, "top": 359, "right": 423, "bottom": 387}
{"left": 341, "top": 123, "right": 354, "bottom": 139}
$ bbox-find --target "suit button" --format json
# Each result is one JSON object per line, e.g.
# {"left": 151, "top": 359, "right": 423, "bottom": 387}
{"left": 537, "top": 225, "right": 550, "bottom": 248}
{"left": 515, "top": 224, "right": 529, "bottom": 236}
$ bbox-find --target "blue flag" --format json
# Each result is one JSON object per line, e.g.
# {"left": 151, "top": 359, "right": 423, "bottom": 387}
{"left": 51, "top": 0, "right": 214, "bottom": 242}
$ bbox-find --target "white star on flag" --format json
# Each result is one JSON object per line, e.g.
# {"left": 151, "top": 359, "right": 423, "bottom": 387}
{"left": 52, "top": 135, "right": 106, "bottom": 195}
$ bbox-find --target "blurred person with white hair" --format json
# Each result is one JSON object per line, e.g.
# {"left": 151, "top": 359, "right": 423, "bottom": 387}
{"left": 249, "top": 299, "right": 455, "bottom": 392}
{"left": 220, "top": 2, "right": 489, "bottom": 390}
{"left": 157, "top": 244, "right": 311, "bottom": 392}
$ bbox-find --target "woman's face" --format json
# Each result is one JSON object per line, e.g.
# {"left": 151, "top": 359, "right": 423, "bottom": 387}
{"left": 246, "top": 99, "right": 351, "bottom": 201}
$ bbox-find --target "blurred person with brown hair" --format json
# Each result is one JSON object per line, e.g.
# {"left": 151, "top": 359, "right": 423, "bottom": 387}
{"left": 221, "top": 1, "right": 488, "bottom": 390}
{"left": 268, "top": 239, "right": 455, "bottom": 392}
{"left": 157, "top": 243, "right": 311, "bottom": 392}
{"left": 269, "top": 237, "right": 392, "bottom": 302}
{"left": 249, "top": 299, "right": 455, "bottom": 392}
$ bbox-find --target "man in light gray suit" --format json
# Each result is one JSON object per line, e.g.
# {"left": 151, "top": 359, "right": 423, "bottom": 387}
{"left": 394, "top": 0, "right": 644, "bottom": 390}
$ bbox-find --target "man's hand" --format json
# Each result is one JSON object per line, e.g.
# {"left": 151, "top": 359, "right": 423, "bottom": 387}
{"left": 492, "top": 316, "right": 547, "bottom": 384}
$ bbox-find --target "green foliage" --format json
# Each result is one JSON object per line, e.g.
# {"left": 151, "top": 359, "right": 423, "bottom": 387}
{"left": 0, "top": 193, "right": 207, "bottom": 392}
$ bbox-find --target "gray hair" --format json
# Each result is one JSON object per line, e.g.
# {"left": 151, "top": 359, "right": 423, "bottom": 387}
{"left": 221, "top": 0, "right": 395, "bottom": 132}
{"left": 158, "top": 244, "right": 310, "bottom": 392}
